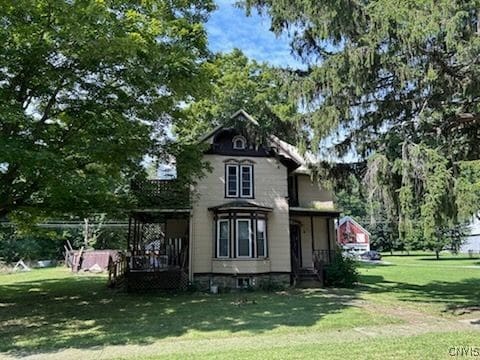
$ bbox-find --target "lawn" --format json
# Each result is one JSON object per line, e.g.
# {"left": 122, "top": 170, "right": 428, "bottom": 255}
{"left": 0, "top": 253, "right": 478, "bottom": 359}
{"left": 358, "top": 253, "right": 480, "bottom": 315}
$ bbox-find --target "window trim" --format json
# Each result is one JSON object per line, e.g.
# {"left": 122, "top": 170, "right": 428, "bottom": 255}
{"left": 216, "top": 219, "right": 230, "bottom": 258}
{"left": 225, "top": 164, "right": 239, "bottom": 198}
{"left": 236, "top": 219, "right": 252, "bottom": 258}
{"left": 225, "top": 163, "right": 254, "bottom": 199}
{"left": 232, "top": 135, "right": 247, "bottom": 150}
{"left": 240, "top": 164, "right": 253, "bottom": 198}
{"left": 256, "top": 219, "right": 267, "bottom": 258}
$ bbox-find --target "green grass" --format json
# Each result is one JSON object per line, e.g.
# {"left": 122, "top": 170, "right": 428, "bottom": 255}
{"left": 358, "top": 253, "right": 480, "bottom": 315}
{"left": 133, "top": 331, "right": 480, "bottom": 360}
{"left": 0, "top": 253, "right": 479, "bottom": 359}
{"left": 0, "top": 268, "right": 396, "bottom": 356}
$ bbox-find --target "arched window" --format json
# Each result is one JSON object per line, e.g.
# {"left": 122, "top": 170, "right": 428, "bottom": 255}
{"left": 232, "top": 135, "right": 246, "bottom": 150}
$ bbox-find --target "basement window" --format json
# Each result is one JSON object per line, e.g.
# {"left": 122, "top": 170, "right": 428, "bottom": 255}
{"left": 236, "top": 277, "right": 251, "bottom": 289}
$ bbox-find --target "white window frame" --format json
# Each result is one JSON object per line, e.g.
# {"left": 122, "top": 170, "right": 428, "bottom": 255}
{"left": 217, "top": 219, "right": 230, "bottom": 258}
{"left": 232, "top": 135, "right": 246, "bottom": 149}
{"left": 240, "top": 165, "right": 253, "bottom": 198}
{"left": 226, "top": 164, "right": 239, "bottom": 198}
{"left": 236, "top": 219, "right": 252, "bottom": 258}
{"left": 256, "top": 219, "right": 267, "bottom": 258}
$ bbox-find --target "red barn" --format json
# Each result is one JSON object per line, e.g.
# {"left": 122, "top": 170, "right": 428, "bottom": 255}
{"left": 337, "top": 216, "right": 370, "bottom": 253}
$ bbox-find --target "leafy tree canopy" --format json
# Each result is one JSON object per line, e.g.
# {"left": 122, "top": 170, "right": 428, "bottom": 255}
{"left": 0, "top": 0, "right": 214, "bottom": 222}
{"left": 175, "top": 49, "right": 301, "bottom": 143}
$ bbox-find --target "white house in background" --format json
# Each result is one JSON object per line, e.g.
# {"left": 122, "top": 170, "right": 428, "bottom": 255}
{"left": 461, "top": 215, "right": 480, "bottom": 254}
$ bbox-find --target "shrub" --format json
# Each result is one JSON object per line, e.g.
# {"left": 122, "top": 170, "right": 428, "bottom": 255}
{"left": 258, "top": 278, "right": 286, "bottom": 292}
{"left": 324, "top": 253, "right": 359, "bottom": 287}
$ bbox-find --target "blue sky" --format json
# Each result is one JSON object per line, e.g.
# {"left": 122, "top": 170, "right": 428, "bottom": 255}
{"left": 206, "top": 0, "right": 303, "bottom": 68}
{"left": 205, "top": 1, "right": 358, "bottom": 162}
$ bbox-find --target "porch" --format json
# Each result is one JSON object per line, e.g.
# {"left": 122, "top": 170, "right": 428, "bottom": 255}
{"left": 126, "top": 210, "right": 190, "bottom": 290}
{"left": 289, "top": 207, "right": 340, "bottom": 286}
{"left": 124, "top": 179, "right": 192, "bottom": 291}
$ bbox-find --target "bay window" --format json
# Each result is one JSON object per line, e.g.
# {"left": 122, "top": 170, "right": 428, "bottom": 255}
{"left": 256, "top": 219, "right": 267, "bottom": 257}
{"left": 214, "top": 215, "right": 268, "bottom": 259}
{"left": 217, "top": 219, "right": 230, "bottom": 258}
{"left": 236, "top": 219, "right": 252, "bottom": 257}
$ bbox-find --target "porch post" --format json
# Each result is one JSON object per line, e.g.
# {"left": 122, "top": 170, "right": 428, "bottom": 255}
{"left": 127, "top": 216, "right": 132, "bottom": 250}
{"left": 310, "top": 215, "right": 315, "bottom": 267}
{"left": 188, "top": 211, "right": 193, "bottom": 282}
{"left": 326, "top": 218, "right": 332, "bottom": 263}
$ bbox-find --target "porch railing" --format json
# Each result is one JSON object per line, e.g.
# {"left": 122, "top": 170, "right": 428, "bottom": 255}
{"left": 128, "top": 237, "right": 188, "bottom": 272}
{"left": 313, "top": 250, "right": 337, "bottom": 267}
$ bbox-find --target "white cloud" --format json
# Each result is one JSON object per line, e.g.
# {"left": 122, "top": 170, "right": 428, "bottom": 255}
{"left": 206, "top": 1, "right": 304, "bottom": 69}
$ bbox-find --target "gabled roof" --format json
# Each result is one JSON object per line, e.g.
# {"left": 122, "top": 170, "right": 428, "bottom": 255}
{"left": 199, "top": 109, "right": 317, "bottom": 173}
{"left": 198, "top": 109, "right": 258, "bottom": 143}
{"left": 268, "top": 135, "right": 319, "bottom": 174}
{"left": 338, "top": 216, "right": 371, "bottom": 235}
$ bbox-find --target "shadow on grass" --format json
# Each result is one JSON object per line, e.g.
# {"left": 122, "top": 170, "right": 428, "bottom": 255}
{"left": 381, "top": 253, "right": 430, "bottom": 257}
{"left": 359, "top": 274, "right": 480, "bottom": 309}
{"left": 418, "top": 257, "right": 480, "bottom": 264}
{"left": 0, "top": 274, "right": 360, "bottom": 357}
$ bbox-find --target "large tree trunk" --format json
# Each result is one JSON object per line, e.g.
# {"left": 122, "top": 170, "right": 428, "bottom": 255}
{"left": 435, "top": 249, "right": 440, "bottom": 260}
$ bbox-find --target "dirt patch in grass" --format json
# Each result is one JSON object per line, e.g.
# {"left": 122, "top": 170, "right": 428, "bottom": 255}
{"left": 447, "top": 305, "right": 480, "bottom": 316}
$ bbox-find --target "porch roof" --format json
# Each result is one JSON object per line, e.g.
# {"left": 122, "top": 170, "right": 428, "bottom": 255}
{"left": 208, "top": 201, "right": 273, "bottom": 213}
{"left": 130, "top": 208, "right": 191, "bottom": 222}
{"left": 289, "top": 207, "right": 341, "bottom": 217}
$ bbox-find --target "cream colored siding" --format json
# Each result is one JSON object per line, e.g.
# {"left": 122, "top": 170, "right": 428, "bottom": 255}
{"left": 212, "top": 259, "right": 270, "bottom": 273}
{"left": 297, "top": 174, "right": 334, "bottom": 209}
{"left": 191, "top": 154, "right": 290, "bottom": 274}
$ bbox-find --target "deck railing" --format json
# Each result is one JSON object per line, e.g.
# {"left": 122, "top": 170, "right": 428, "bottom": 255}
{"left": 108, "top": 252, "right": 127, "bottom": 287}
{"left": 128, "top": 237, "right": 188, "bottom": 272}
{"left": 131, "top": 179, "right": 190, "bottom": 208}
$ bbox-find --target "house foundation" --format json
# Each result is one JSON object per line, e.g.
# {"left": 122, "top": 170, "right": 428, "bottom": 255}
{"left": 193, "top": 273, "right": 291, "bottom": 291}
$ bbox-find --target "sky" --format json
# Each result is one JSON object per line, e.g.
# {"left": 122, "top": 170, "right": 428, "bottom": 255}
{"left": 205, "top": 2, "right": 358, "bottom": 163}
{"left": 206, "top": 0, "right": 303, "bottom": 69}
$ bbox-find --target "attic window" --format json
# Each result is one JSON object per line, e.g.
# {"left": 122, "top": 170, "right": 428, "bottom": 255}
{"left": 232, "top": 136, "right": 246, "bottom": 150}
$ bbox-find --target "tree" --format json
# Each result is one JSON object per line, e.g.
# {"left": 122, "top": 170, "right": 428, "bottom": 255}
{"left": 175, "top": 49, "right": 301, "bottom": 143}
{"left": 0, "top": 0, "right": 214, "bottom": 222}
{"left": 334, "top": 175, "right": 367, "bottom": 220}
{"left": 244, "top": 0, "right": 480, "bottom": 255}
{"left": 245, "top": 0, "right": 480, "bottom": 156}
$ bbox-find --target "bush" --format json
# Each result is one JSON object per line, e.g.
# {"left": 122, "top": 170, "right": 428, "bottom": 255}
{"left": 258, "top": 278, "right": 286, "bottom": 292}
{"left": 324, "top": 253, "right": 359, "bottom": 288}
{"left": 0, "top": 227, "right": 67, "bottom": 263}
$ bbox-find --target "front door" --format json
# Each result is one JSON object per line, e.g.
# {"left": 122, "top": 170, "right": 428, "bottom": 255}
{"left": 290, "top": 224, "right": 302, "bottom": 274}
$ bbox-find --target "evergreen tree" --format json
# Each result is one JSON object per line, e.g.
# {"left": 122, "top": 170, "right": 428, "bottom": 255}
{"left": 244, "top": 0, "right": 480, "bottom": 255}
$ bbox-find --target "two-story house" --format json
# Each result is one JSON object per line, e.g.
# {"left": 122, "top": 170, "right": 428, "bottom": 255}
{"left": 124, "top": 110, "right": 340, "bottom": 291}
